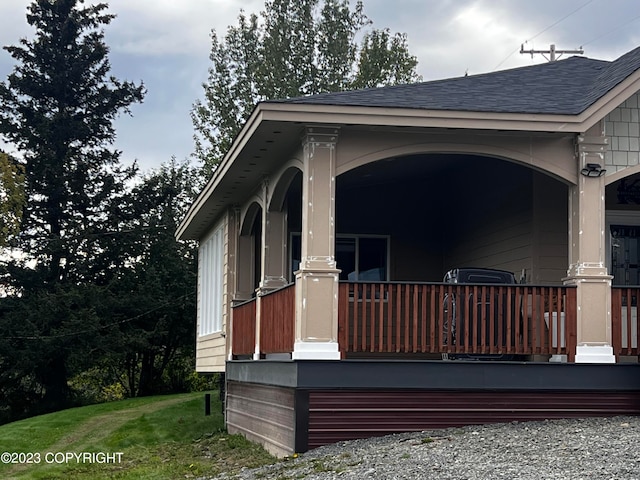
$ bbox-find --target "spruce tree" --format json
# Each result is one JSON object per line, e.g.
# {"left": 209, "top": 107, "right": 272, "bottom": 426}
{"left": 0, "top": 0, "right": 144, "bottom": 415}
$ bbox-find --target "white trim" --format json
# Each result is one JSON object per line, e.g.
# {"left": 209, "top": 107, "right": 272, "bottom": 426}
{"left": 198, "top": 223, "right": 224, "bottom": 336}
{"left": 574, "top": 344, "right": 616, "bottom": 363}
{"left": 291, "top": 341, "right": 340, "bottom": 360}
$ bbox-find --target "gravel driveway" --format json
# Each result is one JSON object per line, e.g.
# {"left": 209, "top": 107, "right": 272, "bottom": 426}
{"left": 210, "top": 415, "right": 640, "bottom": 480}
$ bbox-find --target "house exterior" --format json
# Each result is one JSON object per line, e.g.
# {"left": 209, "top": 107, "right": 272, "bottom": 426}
{"left": 177, "top": 47, "right": 640, "bottom": 456}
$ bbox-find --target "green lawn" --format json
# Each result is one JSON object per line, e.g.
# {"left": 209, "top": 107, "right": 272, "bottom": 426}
{"left": 0, "top": 392, "right": 276, "bottom": 479}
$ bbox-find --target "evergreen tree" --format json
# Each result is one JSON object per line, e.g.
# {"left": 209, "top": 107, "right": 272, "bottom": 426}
{"left": 0, "top": 0, "right": 144, "bottom": 415}
{"left": 108, "top": 158, "right": 198, "bottom": 397}
{"left": 192, "top": 0, "right": 421, "bottom": 173}
{"left": 0, "top": 151, "right": 25, "bottom": 247}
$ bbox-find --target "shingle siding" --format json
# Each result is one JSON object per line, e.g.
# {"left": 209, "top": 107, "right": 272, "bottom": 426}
{"left": 605, "top": 92, "right": 640, "bottom": 172}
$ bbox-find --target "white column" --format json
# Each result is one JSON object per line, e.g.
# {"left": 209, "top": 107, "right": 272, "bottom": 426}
{"left": 292, "top": 126, "right": 341, "bottom": 360}
{"left": 564, "top": 122, "right": 615, "bottom": 363}
{"left": 259, "top": 180, "right": 289, "bottom": 293}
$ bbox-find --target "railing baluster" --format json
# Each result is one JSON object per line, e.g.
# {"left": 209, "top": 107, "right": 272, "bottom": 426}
{"left": 522, "top": 287, "right": 529, "bottom": 354}
{"left": 506, "top": 286, "right": 512, "bottom": 354}
{"left": 395, "top": 284, "right": 402, "bottom": 352}
{"left": 403, "top": 285, "right": 410, "bottom": 352}
{"left": 421, "top": 284, "right": 428, "bottom": 353}
{"left": 378, "top": 284, "right": 384, "bottom": 352}
{"left": 335, "top": 282, "right": 578, "bottom": 359}
{"left": 429, "top": 285, "right": 443, "bottom": 353}
{"left": 531, "top": 286, "right": 539, "bottom": 354}
{"left": 386, "top": 284, "right": 393, "bottom": 352}
{"left": 412, "top": 285, "right": 419, "bottom": 353}
{"left": 489, "top": 286, "right": 496, "bottom": 354}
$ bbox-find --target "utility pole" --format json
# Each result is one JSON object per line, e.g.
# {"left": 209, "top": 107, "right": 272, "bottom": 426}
{"left": 520, "top": 43, "right": 584, "bottom": 61}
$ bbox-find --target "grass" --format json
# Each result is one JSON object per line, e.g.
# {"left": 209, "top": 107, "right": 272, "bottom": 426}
{"left": 0, "top": 391, "right": 276, "bottom": 480}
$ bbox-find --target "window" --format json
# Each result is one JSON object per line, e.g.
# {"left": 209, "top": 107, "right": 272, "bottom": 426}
{"left": 290, "top": 233, "right": 389, "bottom": 281}
{"left": 199, "top": 225, "right": 224, "bottom": 336}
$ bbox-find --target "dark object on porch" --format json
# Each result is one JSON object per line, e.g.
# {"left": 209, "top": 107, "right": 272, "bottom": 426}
{"left": 443, "top": 267, "right": 519, "bottom": 360}
{"left": 443, "top": 267, "right": 517, "bottom": 285}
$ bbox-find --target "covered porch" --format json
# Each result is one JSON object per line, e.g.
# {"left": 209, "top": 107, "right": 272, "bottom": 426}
{"left": 175, "top": 48, "right": 640, "bottom": 457}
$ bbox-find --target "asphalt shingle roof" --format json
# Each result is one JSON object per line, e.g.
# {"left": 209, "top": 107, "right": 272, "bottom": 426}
{"left": 271, "top": 46, "right": 640, "bottom": 115}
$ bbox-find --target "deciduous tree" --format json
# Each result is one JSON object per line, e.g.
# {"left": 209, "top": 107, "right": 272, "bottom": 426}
{"left": 192, "top": 0, "right": 421, "bottom": 173}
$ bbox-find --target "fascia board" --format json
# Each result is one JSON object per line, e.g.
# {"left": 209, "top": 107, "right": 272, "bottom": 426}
{"left": 258, "top": 103, "right": 584, "bottom": 132}
{"left": 577, "top": 69, "right": 640, "bottom": 133}
{"left": 176, "top": 108, "right": 264, "bottom": 241}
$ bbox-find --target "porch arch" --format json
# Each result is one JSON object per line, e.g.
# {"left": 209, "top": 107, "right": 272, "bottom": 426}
{"left": 335, "top": 151, "right": 569, "bottom": 284}
{"left": 268, "top": 162, "right": 303, "bottom": 212}
{"left": 337, "top": 142, "right": 575, "bottom": 185}
{"left": 239, "top": 201, "right": 263, "bottom": 237}
{"left": 237, "top": 201, "right": 263, "bottom": 297}
{"left": 605, "top": 163, "right": 640, "bottom": 185}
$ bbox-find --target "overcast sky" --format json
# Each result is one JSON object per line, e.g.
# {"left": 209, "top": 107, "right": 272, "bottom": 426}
{"left": 0, "top": 0, "right": 639, "bottom": 172}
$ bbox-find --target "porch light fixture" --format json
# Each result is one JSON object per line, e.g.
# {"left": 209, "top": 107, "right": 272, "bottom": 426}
{"left": 580, "top": 163, "right": 606, "bottom": 178}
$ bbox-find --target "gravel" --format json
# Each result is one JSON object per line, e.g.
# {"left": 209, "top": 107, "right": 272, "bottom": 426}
{"left": 207, "top": 416, "right": 640, "bottom": 480}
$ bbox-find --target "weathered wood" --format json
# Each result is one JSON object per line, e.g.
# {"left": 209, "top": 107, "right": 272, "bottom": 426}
{"left": 231, "top": 299, "right": 256, "bottom": 356}
{"left": 260, "top": 284, "right": 295, "bottom": 354}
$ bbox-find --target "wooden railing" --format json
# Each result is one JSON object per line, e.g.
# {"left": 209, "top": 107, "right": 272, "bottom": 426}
{"left": 338, "top": 282, "right": 577, "bottom": 359}
{"left": 612, "top": 287, "right": 640, "bottom": 356}
{"left": 231, "top": 298, "right": 256, "bottom": 356}
{"left": 260, "top": 283, "right": 296, "bottom": 354}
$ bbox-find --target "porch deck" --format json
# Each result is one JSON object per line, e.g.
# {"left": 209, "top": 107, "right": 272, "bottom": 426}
{"left": 228, "top": 282, "right": 640, "bottom": 456}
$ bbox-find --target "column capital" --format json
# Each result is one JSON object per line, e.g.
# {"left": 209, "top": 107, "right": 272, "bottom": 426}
{"left": 576, "top": 126, "right": 608, "bottom": 164}
{"left": 576, "top": 134, "right": 608, "bottom": 150}
{"left": 301, "top": 126, "right": 340, "bottom": 146}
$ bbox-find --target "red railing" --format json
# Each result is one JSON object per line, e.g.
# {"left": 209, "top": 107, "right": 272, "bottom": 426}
{"left": 612, "top": 287, "right": 640, "bottom": 356}
{"left": 338, "top": 282, "right": 577, "bottom": 359}
{"left": 231, "top": 298, "right": 256, "bottom": 356}
{"left": 260, "top": 283, "right": 296, "bottom": 354}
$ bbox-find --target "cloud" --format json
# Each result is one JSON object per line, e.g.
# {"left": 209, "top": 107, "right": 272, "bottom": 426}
{"left": 106, "top": 0, "right": 265, "bottom": 57}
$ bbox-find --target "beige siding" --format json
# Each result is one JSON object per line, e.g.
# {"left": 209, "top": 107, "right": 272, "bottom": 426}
{"left": 195, "top": 337, "right": 226, "bottom": 372}
{"left": 196, "top": 211, "right": 231, "bottom": 373}
{"left": 532, "top": 173, "right": 568, "bottom": 283}
{"left": 446, "top": 215, "right": 533, "bottom": 276}
{"left": 444, "top": 165, "right": 534, "bottom": 278}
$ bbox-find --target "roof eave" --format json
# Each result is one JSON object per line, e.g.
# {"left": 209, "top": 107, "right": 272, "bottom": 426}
{"left": 176, "top": 106, "right": 265, "bottom": 241}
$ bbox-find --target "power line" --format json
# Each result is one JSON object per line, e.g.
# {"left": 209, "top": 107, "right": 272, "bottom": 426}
{"left": 2, "top": 291, "right": 195, "bottom": 340}
{"left": 527, "top": 0, "right": 594, "bottom": 43}
{"left": 581, "top": 12, "right": 640, "bottom": 47}
{"left": 493, "top": 0, "right": 594, "bottom": 71}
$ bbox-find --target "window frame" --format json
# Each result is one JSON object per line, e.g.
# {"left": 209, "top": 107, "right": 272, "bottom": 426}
{"left": 289, "top": 232, "right": 390, "bottom": 282}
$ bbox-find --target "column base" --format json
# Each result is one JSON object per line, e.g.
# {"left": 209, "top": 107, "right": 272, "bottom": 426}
{"left": 574, "top": 344, "right": 615, "bottom": 363}
{"left": 292, "top": 341, "right": 340, "bottom": 360}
